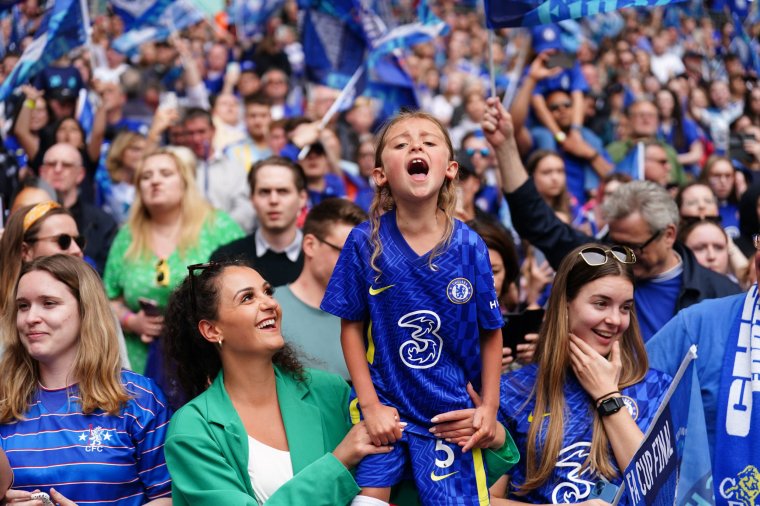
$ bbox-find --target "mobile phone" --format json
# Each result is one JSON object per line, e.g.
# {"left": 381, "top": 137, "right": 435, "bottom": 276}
{"left": 30, "top": 492, "right": 54, "bottom": 506}
{"left": 158, "top": 91, "right": 178, "bottom": 111}
{"left": 138, "top": 297, "right": 162, "bottom": 317}
{"left": 502, "top": 308, "right": 544, "bottom": 353}
{"left": 546, "top": 52, "right": 575, "bottom": 69}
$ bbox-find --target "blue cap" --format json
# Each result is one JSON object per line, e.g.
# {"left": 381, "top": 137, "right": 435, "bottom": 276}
{"left": 532, "top": 24, "right": 563, "bottom": 53}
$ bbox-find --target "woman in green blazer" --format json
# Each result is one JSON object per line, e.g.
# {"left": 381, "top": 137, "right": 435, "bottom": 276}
{"left": 162, "top": 263, "right": 518, "bottom": 505}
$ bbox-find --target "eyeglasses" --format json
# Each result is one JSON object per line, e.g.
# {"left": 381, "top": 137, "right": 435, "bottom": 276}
{"left": 465, "top": 147, "right": 490, "bottom": 157}
{"left": 548, "top": 101, "right": 572, "bottom": 112}
{"left": 613, "top": 230, "right": 662, "bottom": 255}
{"left": 314, "top": 235, "right": 343, "bottom": 252}
{"left": 680, "top": 215, "right": 722, "bottom": 229}
{"left": 41, "top": 160, "right": 80, "bottom": 171}
{"left": 578, "top": 246, "right": 636, "bottom": 266}
{"left": 187, "top": 262, "right": 217, "bottom": 320}
{"left": 645, "top": 157, "right": 669, "bottom": 165}
{"left": 27, "top": 233, "right": 86, "bottom": 251}
{"left": 156, "top": 258, "right": 170, "bottom": 287}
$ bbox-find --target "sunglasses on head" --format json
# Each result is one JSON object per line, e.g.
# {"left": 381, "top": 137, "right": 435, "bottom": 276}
{"left": 578, "top": 246, "right": 636, "bottom": 266}
{"left": 465, "top": 147, "right": 490, "bottom": 157}
{"left": 27, "top": 233, "right": 86, "bottom": 251}
{"left": 156, "top": 258, "right": 170, "bottom": 287}
{"left": 187, "top": 262, "right": 218, "bottom": 319}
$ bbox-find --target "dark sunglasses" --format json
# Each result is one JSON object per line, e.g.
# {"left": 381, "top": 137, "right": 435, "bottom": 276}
{"left": 27, "top": 233, "right": 86, "bottom": 251}
{"left": 187, "top": 262, "right": 217, "bottom": 319}
{"left": 614, "top": 230, "right": 662, "bottom": 255}
{"left": 156, "top": 258, "right": 170, "bottom": 287}
{"left": 465, "top": 147, "right": 490, "bottom": 157}
{"left": 578, "top": 246, "right": 636, "bottom": 266}
{"left": 548, "top": 101, "right": 572, "bottom": 112}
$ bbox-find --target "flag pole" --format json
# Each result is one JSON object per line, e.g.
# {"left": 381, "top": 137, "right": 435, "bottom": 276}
{"left": 487, "top": 31, "right": 496, "bottom": 98}
{"left": 502, "top": 34, "right": 528, "bottom": 108}
{"left": 79, "top": 0, "right": 97, "bottom": 73}
{"left": 298, "top": 65, "right": 365, "bottom": 160}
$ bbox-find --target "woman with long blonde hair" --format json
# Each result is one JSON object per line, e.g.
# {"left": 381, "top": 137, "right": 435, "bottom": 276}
{"left": 103, "top": 148, "right": 243, "bottom": 380}
{"left": 0, "top": 255, "right": 171, "bottom": 505}
{"left": 490, "top": 244, "right": 670, "bottom": 504}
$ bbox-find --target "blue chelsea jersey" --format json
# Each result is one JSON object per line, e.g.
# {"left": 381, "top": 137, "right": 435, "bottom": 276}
{"left": 499, "top": 365, "right": 671, "bottom": 504}
{"left": 321, "top": 211, "right": 503, "bottom": 435}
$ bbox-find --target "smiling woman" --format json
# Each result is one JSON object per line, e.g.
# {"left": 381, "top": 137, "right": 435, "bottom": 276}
{"left": 0, "top": 255, "right": 172, "bottom": 505}
{"left": 490, "top": 244, "right": 671, "bottom": 505}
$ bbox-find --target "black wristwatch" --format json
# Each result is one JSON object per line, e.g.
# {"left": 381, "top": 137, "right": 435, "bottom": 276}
{"left": 597, "top": 396, "right": 625, "bottom": 417}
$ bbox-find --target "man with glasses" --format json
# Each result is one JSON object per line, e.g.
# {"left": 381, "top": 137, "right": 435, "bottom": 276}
{"left": 211, "top": 156, "right": 307, "bottom": 286}
{"left": 606, "top": 99, "right": 686, "bottom": 186}
{"left": 38, "top": 143, "right": 117, "bottom": 274}
{"left": 532, "top": 88, "right": 613, "bottom": 205}
{"left": 483, "top": 98, "right": 740, "bottom": 341}
{"left": 277, "top": 198, "right": 368, "bottom": 381}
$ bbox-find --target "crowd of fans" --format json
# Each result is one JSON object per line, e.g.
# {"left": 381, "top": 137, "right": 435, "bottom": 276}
{"left": 0, "top": 0, "right": 759, "bottom": 503}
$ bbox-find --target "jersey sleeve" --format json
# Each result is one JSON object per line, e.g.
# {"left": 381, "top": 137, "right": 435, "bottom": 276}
{"left": 473, "top": 234, "right": 505, "bottom": 330}
{"left": 123, "top": 373, "right": 172, "bottom": 499}
{"left": 320, "top": 226, "right": 369, "bottom": 322}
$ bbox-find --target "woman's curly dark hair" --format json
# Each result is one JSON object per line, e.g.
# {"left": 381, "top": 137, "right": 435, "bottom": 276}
{"left": 163, "top": 261, "right": 305, "bottom": 402}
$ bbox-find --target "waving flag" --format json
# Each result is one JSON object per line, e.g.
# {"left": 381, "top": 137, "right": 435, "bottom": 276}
{"left": 0, "top": 0, "right": 87, "bottom": 101}
{"left": 231, "top": 0, "right": 286, "bottom": 43}
{"left": 111, "top": 0, "right": 205, "bottom": 55}
{"left": 300, "top": 0, "right": 446, "bottom": 121}
{"left": 484, "top": 0, "right": 688, "bottom": 28}
{"left": 109, "top": 0, "right": 174, "bottom": 30}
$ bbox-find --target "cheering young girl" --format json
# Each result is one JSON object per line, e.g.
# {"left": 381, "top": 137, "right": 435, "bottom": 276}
{"left": 322, "top": 111, "right": 508, "bottom": 506}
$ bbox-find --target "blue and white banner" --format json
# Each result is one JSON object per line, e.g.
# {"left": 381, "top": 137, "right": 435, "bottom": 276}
{"left": 231, "top": 0, "right": 286, "bottom": 42}
{"left": 109, "top": 0, "right": 173, "bottom": 30}
{"left": 484, "top": 0, "right": 688, "bottom": 28}
{"left": 0, "top": 0, "right": 87, "bottom": 101}
{"left": 111, "top": 0, "right": 204, "bottom": 55}
{"left": 614, "top": 346, "right": 714, "bottom": 506}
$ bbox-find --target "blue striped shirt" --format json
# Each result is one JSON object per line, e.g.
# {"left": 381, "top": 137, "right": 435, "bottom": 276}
{"left": 1, "top": 370, "right": 171, "bottom": 504}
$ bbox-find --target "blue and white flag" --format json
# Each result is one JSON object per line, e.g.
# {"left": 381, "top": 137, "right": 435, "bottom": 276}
{"left": 614, "top": 346, "right": 714, "bottom": 506}
{"left": 231, "top": 0, "right": 286, "bottom": 42}
{"left": 111, "top": 0, "right": 204, "bottom": 55}
{"left": 0, "top": 0, "right": 87, "bottom": 101}
{"left": 109, "top": 0, "right": 173, "bottom": 30}
{"left": 484, "top": 0, "right": 688, "bottom": 28}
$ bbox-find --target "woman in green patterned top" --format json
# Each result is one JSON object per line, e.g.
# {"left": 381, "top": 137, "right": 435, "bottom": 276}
{"left": 104, "top": 148, "right": 244, "bottom": 377}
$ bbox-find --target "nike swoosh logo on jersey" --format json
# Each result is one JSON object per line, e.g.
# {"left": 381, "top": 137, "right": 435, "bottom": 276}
{"left": 369, "top": 285, "right": 394, "bottom": 295}
{"left": 527, "top": 411, "right": 551, "bottom": 423}
{"left": 430, "top": 470, "right": 459, "bottom": 482}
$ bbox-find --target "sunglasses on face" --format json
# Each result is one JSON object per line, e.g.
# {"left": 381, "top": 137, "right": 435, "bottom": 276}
{"left": 578, "top": 245, "right": 636, "bottom": 266}
{"left": 465, "top": 147, "right": 490, "bottom": 157}
{"left": 27, "top": 233, "right": 86, "bottom": 251}
{"left": 187, "top": 262, "right": 218, "bottom": 319}
{"left": 548, "top": 101, "right": 572, "bottom": 112}
{"left": 156, "top": 258, "right": 170, "bottom": 287}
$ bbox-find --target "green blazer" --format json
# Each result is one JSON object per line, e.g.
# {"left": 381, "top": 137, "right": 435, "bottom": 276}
{"left": 165, "top": 366, "right": 519, "bottom": 505}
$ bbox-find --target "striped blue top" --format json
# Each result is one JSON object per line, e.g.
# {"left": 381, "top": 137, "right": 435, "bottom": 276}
{"left": 0, "top": 370, "right": 171, "bottom": 504}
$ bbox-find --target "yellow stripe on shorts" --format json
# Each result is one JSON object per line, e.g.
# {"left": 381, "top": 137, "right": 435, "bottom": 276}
{"left": 473, "top": 447, "right": 489, "bottom": 505}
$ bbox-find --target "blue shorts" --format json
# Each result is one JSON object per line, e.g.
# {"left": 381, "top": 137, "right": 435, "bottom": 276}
{"left": 354, "top": 430, "right": 489, "bottom": 506}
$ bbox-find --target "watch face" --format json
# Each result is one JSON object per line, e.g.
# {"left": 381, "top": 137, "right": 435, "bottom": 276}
{"left": 598, "top": 396, "right": 624, "bottom": 416}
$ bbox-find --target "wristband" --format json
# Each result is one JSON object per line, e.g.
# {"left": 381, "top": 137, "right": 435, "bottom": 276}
{"left": 594, "top": 390, "right": 620, "bottom": 406}
{"left": 571, "top": 124, "right": 583, "bottom": 131}
{"left": 120, "top": 311, "right": 134, "bottom": 328}
{"left": 24, "top": 99, "right": 36, "bottom": 109}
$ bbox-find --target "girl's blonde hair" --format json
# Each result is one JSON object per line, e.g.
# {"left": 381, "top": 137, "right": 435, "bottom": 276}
{"left": 0, "top": 255, "right": 129, "bottom": 422}
{"left": 368, "top": 111, "right": 457, "bottom": 278}
{"left": 125, "top": 148, "right": 213, "bottom": 260}
{"left": 517, "top": 243, "right": 648, "bottom": 493}
{"left": 105, "top": 131, "right": 145, "bottom": 184}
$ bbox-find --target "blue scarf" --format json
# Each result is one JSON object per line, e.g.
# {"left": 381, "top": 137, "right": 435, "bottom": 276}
{"left": 715, "top": 286, "right": 760, "bottom": 505}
